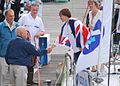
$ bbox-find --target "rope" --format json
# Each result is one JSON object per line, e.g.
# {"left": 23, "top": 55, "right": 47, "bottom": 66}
{"left": 34, "top": 37, "right": 40, "bottom": 86}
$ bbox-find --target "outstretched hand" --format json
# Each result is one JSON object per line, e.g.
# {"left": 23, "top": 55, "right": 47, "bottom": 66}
{"left": 47, "top": 47, "right": 52, "bottom": 53}
{"left": 51, "top": 44, "right": 56, "bottom": 49}
{"left": 47, "top": 44, "right": 56, "bottom": 53}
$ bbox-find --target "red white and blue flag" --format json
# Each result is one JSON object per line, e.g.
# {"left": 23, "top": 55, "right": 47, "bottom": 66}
{"left": 58, "top": 23, "right": 71, "bottom": 47}
{"left": 75, "top": 21, "right": 89, "bottom": 48}
{"left": 58, "top": 19, "right": 89, "bottom": 48}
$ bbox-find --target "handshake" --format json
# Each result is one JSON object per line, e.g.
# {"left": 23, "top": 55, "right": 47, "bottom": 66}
{"left": 46, "top": 44, "right": 56, "bottom": 53}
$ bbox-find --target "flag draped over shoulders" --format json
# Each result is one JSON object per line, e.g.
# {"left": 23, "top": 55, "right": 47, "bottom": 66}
{"left": 58, "top": 22, "right": 71, "bottom": 47}
{"left": 73, "top": 19, "right": 89, "bottom": 48}
{"left": 58, "top": 18, "right": 89, "bottom": 49}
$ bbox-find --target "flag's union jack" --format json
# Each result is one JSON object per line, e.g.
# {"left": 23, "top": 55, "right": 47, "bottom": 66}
{"left": 58, "top": 18, "right": 89, "bottom": 48}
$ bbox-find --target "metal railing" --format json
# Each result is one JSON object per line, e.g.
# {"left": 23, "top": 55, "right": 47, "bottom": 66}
{"left": 54, "top": 50, "right": 74, "bottom": 86}
{"left": 54, "top": 63, "right": 65, "bottom": 86}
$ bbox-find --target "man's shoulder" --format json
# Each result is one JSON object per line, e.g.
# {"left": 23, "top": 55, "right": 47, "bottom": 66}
{"left": 69, "top": 18, "right": 82, "bottom": 24}
{"left": 0, "top": 21, "right": 5, "bottom": 25}
{"left": 15, "top": 38, "right": 30, "bottom": 46}
{"left": 0, "top": 21, "right": 6, "bottom": 29}
{"left": 19, "top": 13, "right": 30, "bottom": 19}
{"left": 14, "top": 21, "right": 19, "bottom": 26}
{"left": 35, "top": 16, "right": 42, "bottom": 21}
{"left": 18, "top": 13, "right": 30, "bottom": 24}
{"left": 21, "top": 39, "right": 32, "bottom": 46}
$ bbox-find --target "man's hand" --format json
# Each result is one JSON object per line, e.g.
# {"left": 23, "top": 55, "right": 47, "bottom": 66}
{"left": 47, "top": 44, "right": 56, "bottom": 53}
{"left": 47, "top": 47, "right": 52, "bottom": 53}
{"left": 51, "top": 44, "right": 56, "bottom": 49}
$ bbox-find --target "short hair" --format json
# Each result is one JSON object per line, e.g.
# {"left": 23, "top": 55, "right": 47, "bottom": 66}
{"left": 59, "top": 8, "right": 71, "bottom": 18}
{"left": 16, "top": 26, "right": 26, "bottom": 36}
{"left": 31, "top": 3, "right": 39, "bottom": 7}
{"left": 30, "top": 3, "right": 39, "bottom": 10}
{"left": 4, "top": 9, "right": 14, "bottom": 16}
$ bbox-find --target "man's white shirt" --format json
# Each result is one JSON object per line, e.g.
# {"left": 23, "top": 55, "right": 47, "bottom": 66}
{"left": 18, "top": 13, "right": 45, "bottom": 47}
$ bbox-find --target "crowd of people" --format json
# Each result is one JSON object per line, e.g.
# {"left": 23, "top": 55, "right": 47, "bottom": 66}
{"left": 0, "top": 0, "right": 120, "bottom": 86}
{"left": 0, "top": 0, "right": 49, "bottom": 86}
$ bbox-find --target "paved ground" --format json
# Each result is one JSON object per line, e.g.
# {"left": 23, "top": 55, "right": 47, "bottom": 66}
{"left": 34, "top": 54, "right": 65, "bottom": 86}
{"left": 33, "top": 0, "right": 88, "bottom": 86}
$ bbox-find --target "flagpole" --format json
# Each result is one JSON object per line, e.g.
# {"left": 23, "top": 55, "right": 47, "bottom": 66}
{"left": 108, "top": 1, "right": 114, "bottom": 86}
{"left": 107, "top": 41, "right": 112, "bottom": 86}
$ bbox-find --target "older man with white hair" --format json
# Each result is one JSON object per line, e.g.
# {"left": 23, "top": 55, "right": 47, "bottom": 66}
{"left": 18, "top": 3, "right": 45, "bottom": 85}
{"left": 5, "top": 26, "right": 52, "bottom": 86}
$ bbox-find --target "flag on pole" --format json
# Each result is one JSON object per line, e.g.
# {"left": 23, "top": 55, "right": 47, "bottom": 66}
{"left": 99, "top": 0, "right": 113, "bottom": 64}
{"left": 76, "top": 0, "right": 113, "bottom": 74}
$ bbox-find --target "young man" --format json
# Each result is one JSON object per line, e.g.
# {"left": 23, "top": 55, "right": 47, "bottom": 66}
{"left": 5, "top": 26, "right": 52, "bottom": 86}
{"left": 52, "top": 8, "right": 89, "bottom": 64}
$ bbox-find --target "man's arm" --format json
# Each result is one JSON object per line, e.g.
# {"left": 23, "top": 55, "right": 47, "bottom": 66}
{"left": 24, "top": 41, "right": 52, "bottom": 56}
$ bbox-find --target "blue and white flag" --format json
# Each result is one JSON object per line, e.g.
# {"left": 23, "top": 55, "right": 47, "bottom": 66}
{"left": 99, "top": 0, "right": 113, "bottom": 64}
{"left": 76, "top": 0, "right": 113, "bottom": 74}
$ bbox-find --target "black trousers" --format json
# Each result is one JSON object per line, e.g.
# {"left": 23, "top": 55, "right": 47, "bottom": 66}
{"left": 27, "top": 66, "right": 34, "bottom": 84}
{"left": 74, "top": 51, "right": 81, "bottom": 64}
{"left": 113, "top": 33, "right": 120, "bottom": 44}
